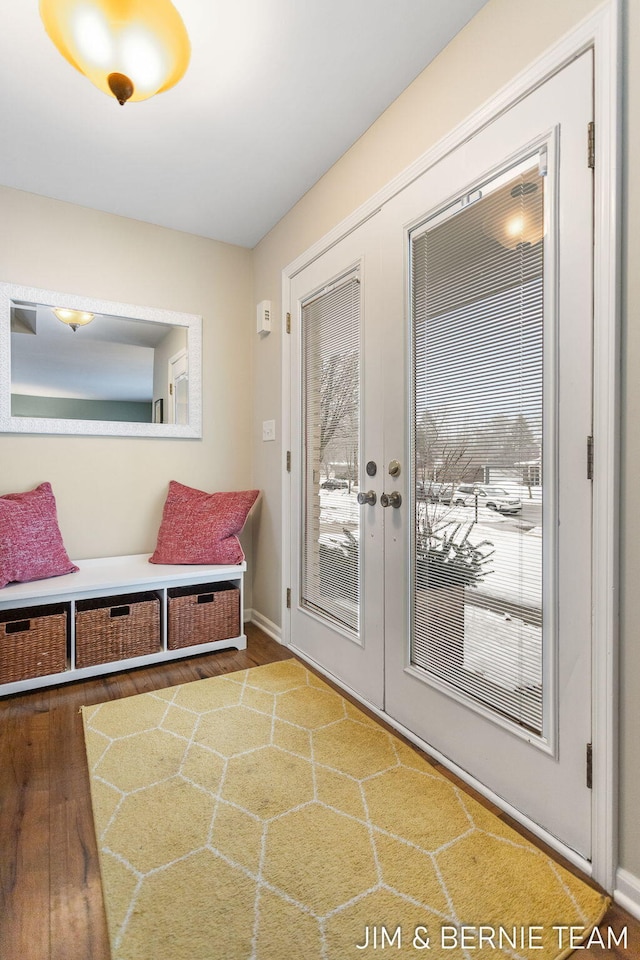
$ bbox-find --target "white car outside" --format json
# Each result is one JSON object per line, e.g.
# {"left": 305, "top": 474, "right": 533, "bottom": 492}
{"left": 453, "top": 484, "right": 522, "bottom": 514}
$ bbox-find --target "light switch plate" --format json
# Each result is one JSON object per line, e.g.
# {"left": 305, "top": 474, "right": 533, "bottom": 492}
{"left": 262, "top": 419, "right": 276, "bottom": 442}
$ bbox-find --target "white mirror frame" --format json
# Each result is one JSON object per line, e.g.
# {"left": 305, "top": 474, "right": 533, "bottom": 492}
{"left": 0, "top": 282, "right": 202, "bottom": 438}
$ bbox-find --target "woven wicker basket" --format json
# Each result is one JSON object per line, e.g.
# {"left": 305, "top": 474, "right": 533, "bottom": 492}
{"left": 75, "top": 592, "right": 161, "bottom": 668}
{"left": 0, "top": 603, "right": 68, "bottom": 683}
{"left": 167, "top": 581, "right": 240, "bottom": 650}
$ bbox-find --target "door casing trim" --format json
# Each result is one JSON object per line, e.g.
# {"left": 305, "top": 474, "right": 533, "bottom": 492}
{"left": 281, "top": 0, "right": 620, "bottom": 891}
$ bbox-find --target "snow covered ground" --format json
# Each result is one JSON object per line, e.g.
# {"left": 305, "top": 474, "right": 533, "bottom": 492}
{"left": 464, "top": 605, "right": 542, "bottom": 690}
{"left": 318, "top": 488, "right": 542, "bottom": 611}
{"left": 317, "top": 487, "right": 543, "bottom": 706}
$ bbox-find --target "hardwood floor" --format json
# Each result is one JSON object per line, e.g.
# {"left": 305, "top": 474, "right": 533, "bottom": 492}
{"left": 1, "top": 624, "right": 638, "bottom": 959}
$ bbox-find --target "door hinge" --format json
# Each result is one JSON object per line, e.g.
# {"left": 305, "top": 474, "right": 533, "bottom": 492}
{"left": 587, "top": 121, "right": 595, "bottom": 169}
{"left": 586, "top": 742, "right": 593, "bottom": 789}
{"left": 286, "top": 450, "right": 291, "bottom": 472}
{"left": 169, "top": 383, "right": 173, "bottom": 395}
{"left": 587, "top": 435, "right": 594, "bottom": 480}
{"left": 286, "top": 312, "right": 291, "bottom": 334}
{"left": 286, "top": 587, "right": 291, "bottom": 609}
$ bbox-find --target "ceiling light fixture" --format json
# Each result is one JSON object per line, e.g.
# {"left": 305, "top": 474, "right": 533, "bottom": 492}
{"left": 53, "top": 307, "right": 95, "bottom": 332}
{"left": 39, "top": 0, "right": 191, "bottom": 106}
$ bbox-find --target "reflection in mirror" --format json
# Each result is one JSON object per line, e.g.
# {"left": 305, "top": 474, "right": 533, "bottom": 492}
{"left": 0, "top": 283, "right": 202, "bottom": 438}
{"left": 11, "top": 302, "right": 187, "bottom": 424}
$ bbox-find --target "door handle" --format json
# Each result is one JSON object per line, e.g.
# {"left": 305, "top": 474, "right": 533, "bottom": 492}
{"left": 357, "top": 490, "right": 377, "bottom": 506}
{"left": 380, "top": 491, "right": 402, "bottom": 508}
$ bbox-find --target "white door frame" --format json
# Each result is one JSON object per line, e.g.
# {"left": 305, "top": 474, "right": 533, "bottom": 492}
{"left": 167, "top": 348, "right": 188, "bottom": 425}
{"left": 281, "top": 0, "right": 619, "bottom": 892}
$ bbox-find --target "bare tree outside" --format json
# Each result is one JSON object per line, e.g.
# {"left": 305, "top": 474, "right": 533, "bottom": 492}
{"left": 302, "top": 275, "right": 361, "bottom": 633}
{"left": 319, "top": 352, "right": 358, "bottom": 463}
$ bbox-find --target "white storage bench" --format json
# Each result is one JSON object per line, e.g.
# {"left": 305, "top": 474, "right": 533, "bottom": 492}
{"left": 0, "top": 554, "right": 246, "bottom": 696}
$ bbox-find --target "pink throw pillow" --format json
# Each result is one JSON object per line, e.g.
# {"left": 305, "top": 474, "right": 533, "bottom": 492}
{"left": 0, "top": 482, "right": 78, "bottom": 589}
{"left": 150, "top": 481, "right": 260, "bottom": 565}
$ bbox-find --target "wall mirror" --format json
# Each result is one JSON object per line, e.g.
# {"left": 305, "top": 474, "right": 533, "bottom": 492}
{"left": 0, "top": 282, "right": 202, "bottom": 438}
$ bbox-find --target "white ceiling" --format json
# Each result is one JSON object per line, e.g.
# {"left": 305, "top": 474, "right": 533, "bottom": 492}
{"left": 0, "top": 1, "right": 489, "bottom": 249}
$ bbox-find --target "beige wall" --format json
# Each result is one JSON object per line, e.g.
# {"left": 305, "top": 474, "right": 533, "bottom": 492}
{"left": 252, "top": 0, "right": 640, "bottom": 881}
{"left": 0, "top": 186, "right": 256, "bottom": 603}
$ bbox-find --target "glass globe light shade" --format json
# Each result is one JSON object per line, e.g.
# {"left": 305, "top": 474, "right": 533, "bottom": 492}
{"left": 53, "top": 307, "right": 95, "bottom": 332}
{"left": 40, "top": 0, "right": 191, "bottom": 104}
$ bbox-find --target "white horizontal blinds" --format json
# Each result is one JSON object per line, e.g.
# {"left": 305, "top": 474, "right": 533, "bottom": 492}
{"left": 301, "top": 273, "right": 360, "bottom": 634}
{"left": 411, "top": 158, "right": 545, "bottom": 734}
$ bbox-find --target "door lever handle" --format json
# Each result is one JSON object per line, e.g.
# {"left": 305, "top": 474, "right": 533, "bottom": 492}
{"left": 357, "top": 490, "right": 377, "bottom": 506}
{"left": 380, "top": 491, "right": 402, "bottom": 509}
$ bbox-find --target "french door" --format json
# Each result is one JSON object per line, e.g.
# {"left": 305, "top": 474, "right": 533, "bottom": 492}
{"left": 288, "top": 52, "right": 593, "bottom": 858}
{"left": 289, "top": 217, "right": 385, "bottom": 708}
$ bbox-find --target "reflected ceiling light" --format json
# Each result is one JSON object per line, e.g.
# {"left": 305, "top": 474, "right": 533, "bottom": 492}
{"left": 53, "top": 307, "right": 95, "bottom": 332}
{"left": 39, "top": 0, "right": 191, "bottom": 106}
{"left": 484, "top": 181, "right": 544, "bottom": 251}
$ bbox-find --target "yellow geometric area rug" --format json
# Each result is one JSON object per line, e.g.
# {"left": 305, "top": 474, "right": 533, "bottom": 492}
{"left": 82, "top": 659, "right": 609, "bottom": 960}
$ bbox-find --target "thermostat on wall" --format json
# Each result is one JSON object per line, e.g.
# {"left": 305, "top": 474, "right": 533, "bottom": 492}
{"left": 257, "top": 300, "right": 272, "bottom": 335}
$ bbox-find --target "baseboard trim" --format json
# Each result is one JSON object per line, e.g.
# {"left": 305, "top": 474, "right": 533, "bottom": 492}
{"left": 249, "top": 609, "right": 283, "bottom": 644}
{"left": 614, "top": 868, "right": 640, "bottom": 921}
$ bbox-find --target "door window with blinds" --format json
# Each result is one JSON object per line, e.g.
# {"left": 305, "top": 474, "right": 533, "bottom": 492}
{"left": 300, "top": 272, "right": 361, "bottom": 636}
{"left": 411, "top": 154, "right": 548, "bottom": 736}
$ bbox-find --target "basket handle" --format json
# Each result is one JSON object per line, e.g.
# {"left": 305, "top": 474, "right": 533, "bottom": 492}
{"left": 5, "top": 620, "right": 30, "bottom": 634}
{"left": 110, "top": 606, "right": 131, "bottom": 618}
{"left": 197, "top": 594, "right": 214, "bottom": 604}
